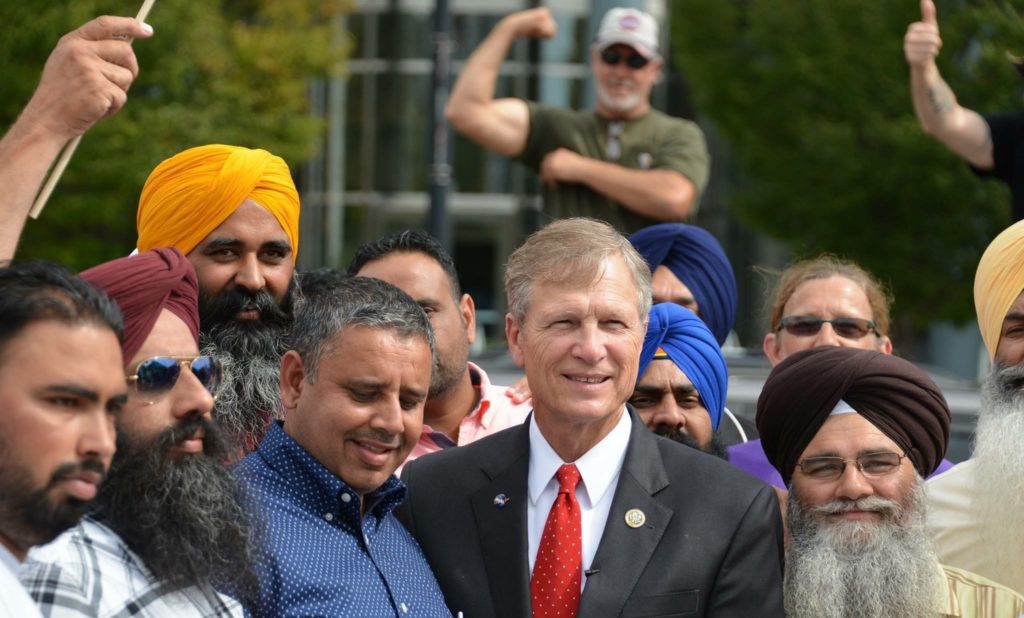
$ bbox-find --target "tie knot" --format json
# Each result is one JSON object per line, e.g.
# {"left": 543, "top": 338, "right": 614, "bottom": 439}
{"left": 555, "top": 464, "right": 581, "bottom": 493}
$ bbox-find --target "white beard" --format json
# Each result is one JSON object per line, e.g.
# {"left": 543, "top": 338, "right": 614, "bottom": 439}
{"left": 785, "top": 481, "right": 942, "bottom": 618}
{"left": 596, "top": 78, "right": 641, "bottom": 115}
{"left": 972, "top": 364, "right": 1024, "bottom": 587}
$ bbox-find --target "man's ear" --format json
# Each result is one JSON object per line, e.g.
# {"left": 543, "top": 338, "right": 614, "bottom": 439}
{"left": 506, "top": 313, "right": 526, "bottom": 368}
{"left": 279, "top": 350, "right": 307, "bottom": 411}
{"left": 461, "top": 293, "right": 477, "bottom": 345}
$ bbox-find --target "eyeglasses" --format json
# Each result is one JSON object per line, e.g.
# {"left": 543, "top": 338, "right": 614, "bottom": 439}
{"left": 126, "top": 356, "right": 223, "bottom": 401}
{"left": 600, "top": 48, "right": 650, "bottom": 69}
{"left": 796, "top": 452, "right": 907, "bottom": 481}
{"left": 776, "top": 316, "right": 878, "bottom": 339}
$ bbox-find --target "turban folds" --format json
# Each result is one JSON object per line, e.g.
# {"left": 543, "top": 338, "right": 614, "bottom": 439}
{"left": 136, "top": 144, "right": 300, "bottom": 260}
{"left": 629, "top": 223, "right": 736, "bottom": 345}
{"left": 638, "top": 303, "right": 728, "bottom": 430}
{"left": 975, "top": 219, "right": 1024, "bottom": 361}
{"left": 80, "top": 248, "right": 200, "bottom": 362}
{"left": 756, "top": 346, "right": 950, "bottom": 486}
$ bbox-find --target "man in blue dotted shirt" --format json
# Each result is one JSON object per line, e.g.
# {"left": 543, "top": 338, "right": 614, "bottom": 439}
{"left": 234, "top": 276, "right": 451, "bottom": 617}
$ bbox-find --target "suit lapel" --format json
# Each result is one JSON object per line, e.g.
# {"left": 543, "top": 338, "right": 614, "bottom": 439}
{"left": 577, "top": 410, "right": 673, "bottom": 616}
{"left": 470, "top": 423, "right": 532, "bottom": 618}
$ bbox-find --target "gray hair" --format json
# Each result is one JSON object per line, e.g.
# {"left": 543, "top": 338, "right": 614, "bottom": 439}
{"left": 291, "top": 276, "right": 436, "bottom": 381}
{"left": 505, "top": 218, "right": 652, "bottom": 324}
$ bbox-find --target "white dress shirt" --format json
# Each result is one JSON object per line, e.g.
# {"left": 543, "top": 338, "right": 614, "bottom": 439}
{"left": 527, "top": 408, "right": 632, "bottom": 588}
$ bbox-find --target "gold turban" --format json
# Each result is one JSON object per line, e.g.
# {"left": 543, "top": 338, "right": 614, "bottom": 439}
{"left": 975, "top": 219, "right": 1024, "bottom": 361}
{"left": 136, "top": 144, "right": 300, "bottom": 260}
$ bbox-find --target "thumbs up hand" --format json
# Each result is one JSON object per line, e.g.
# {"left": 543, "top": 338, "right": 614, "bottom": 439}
{"left": 904, "top": 0, "right": 942, "bottom": 71}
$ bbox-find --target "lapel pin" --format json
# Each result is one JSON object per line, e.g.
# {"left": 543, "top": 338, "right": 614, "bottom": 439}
{"left": 624, "top": 508, "right": 646, "bottom": 528}
{"left": 493, "top": 493, "right": 510, "bottom": 508}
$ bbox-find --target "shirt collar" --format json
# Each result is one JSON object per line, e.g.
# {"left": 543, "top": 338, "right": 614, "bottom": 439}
{"left": 467, "top": 362, "right": 493, "bottom": 428}
{"left": 527, "top": 407, "right": 632, "bottom": 507}
{"left": 0, "top": 542, "right": 21, "bottom": 573}
{"left": 255, "top": 421, "right": 406, "bottom": 521}
{"left": 935, "top": 563, "right": 959, "bottom": 616}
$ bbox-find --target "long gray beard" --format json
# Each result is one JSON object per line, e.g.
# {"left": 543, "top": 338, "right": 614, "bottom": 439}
{"left": 201, "top": 328, "right": 286, "bottom": 455}
{"left": 785, "top": 483, "right": 942, "bottom": 618}
{"left": 972, "top": 364, "right": 1024, "bottom": 586}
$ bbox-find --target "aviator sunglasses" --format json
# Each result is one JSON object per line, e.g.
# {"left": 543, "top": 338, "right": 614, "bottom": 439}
{"left": 126, "top": 356, "right": 224, "bottom": 401}
{"left": 600, "top": 48, "right": 650, "bottom": 69}
{"left": 775, "top": 316, "right": 878, "bottom": 339}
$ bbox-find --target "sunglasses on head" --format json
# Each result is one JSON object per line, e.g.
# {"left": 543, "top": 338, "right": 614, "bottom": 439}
{"left": 127, "top": 356, "right": 224, "bottom": 401}
{"left": 600, "top": 48, "right": 650, "bottom": 69}
{"left": 775, "top": 316, "right": 878, "bottom": 339}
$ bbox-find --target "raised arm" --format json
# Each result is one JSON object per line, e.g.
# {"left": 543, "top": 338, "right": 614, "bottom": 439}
{"left": 0, "top": 16, "right": 152, "bottom": 261}
{"left": 445, "top": 8, "right": 555, "bottom": 158}
{"left": 904, "top": 0, "right": 993, "bottom": 169}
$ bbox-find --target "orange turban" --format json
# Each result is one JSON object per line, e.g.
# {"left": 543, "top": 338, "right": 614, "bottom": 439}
{"left": 136, "top": 145, "right": 300, "bottom": 261}
{"left": 975, "top": 219, "right": 1024, "bottom": 361}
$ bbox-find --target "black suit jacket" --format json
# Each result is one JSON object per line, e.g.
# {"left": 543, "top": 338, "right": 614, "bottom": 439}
{"left": 398, "top": 409, "right": 784, "bottom": 617}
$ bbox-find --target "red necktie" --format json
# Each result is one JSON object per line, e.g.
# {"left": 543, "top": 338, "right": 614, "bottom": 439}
{"left": 531, "top": 463, "right": 582, "bottom": 618}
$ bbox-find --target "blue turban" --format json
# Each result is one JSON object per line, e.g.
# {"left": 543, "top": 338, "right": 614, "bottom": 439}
{"left": 637, "top": 303, "right": 728, "bottom": 431}
{"left": 629, "top": 223, "right": 737, "bottom": 346}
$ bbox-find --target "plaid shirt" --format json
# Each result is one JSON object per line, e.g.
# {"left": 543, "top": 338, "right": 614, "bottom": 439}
{"left": 20, "top": 517, "right": 242, "bottom": 618}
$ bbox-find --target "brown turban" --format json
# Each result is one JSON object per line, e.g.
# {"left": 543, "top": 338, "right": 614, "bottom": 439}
{"left": 79, "top": 248, "right": 200, "bottom": 363}
{"left": 756, "top": 346, "right": 950, "bottom": 486}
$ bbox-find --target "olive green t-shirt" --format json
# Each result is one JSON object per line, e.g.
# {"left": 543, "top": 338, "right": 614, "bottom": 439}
{"left": 518, "top": 102, "right": 710, "bottom": 234}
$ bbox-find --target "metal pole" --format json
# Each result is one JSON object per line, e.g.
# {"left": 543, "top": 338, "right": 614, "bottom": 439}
{"left": 427, "top": 0, "right": 453, "bottom": 251}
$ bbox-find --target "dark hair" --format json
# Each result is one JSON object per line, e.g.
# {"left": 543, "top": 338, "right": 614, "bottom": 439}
{"left": 291, "top": 275, "right": 435, "bottom": 381}
{"left": 0, "top": 260, "right": 123, "bottom": 359}
{"left": 296, "top": 267, "right": 349, "bottom": 299}
{"left": 347, "top": 230, "right": 461, "bottom": 299}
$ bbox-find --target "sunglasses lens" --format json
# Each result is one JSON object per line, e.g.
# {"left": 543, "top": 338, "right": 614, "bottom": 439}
{"left": 784, "top": 317, "right": 823, "bottom": 337}
{"left": 135, "top": 357, "right": 181, "bottom": 393}
{"left": 833, "top": 319, "right": 871, "bottom": 338}
{"left": 191, "top": 357, "right": 223, "bottom": 395}
{"left": 626, "top": 55, "right": 649, "bottom": 69}
{"left": 601, "top": 50, "right": 620, "bottom": 65}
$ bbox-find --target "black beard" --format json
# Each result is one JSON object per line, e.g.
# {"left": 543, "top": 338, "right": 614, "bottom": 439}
{"left": 654, "top": 426, "right": 729, "bottom": 461}
{"left": 94, "top": 418, "right": 257, "bottom": 604}
{"left": 0, "top": 450, "right": 105, "bottom": 552}
{"left": 199, "top": 283, "right": 296, "bottom": 455}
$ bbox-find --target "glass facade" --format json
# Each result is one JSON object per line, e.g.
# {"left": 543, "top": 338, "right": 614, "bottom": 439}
{"left": 298, "top": 0, "right": 671, "bottom": 342}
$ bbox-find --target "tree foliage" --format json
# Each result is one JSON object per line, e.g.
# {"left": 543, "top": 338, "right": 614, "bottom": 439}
{"left": 671, "top": 0, "right": 1024, "bottom": 327}
{"left": 0, "top": 0, "right": 351, "bottom": 268}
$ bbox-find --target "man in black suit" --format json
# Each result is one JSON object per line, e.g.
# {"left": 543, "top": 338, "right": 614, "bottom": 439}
{"left": 399, "top": 218, "right": 784, "bottom": 617}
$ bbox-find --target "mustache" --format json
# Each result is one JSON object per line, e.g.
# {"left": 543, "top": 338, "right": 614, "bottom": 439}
{"left": 812, "top": 495, "right": 902, "bottom": 519}
{"left": 48, "top": 459, "right": 107, "bottom": 489}
{"left": 199, "top": 286, "right": 291, "bottom": 329}
{"left": 348, "top": 430, "right": 402, "bottom": 450}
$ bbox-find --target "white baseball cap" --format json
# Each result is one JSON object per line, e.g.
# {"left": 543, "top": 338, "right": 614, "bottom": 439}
{"left": 594, "top": 8, "right": 660, "bottom": 59}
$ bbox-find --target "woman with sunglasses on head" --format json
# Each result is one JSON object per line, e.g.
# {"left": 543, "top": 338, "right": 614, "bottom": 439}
{"left": 728, "top": 255, "right": 953, "bottom": 492}
{"left": 20, "top": 247, "right": 254, "bottom": 617}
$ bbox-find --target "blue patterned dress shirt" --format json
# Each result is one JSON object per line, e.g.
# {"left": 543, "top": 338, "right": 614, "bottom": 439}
{"left": 234, "top": 421, "right": 451, "bottom": 618}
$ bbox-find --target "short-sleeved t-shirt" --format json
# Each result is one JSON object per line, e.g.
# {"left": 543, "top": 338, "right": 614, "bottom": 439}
{"left": 973, "top": 112, "right": 1024, "bottom": 222}
{"left": 518, "top": 102, "right": 710, "bottom": 234}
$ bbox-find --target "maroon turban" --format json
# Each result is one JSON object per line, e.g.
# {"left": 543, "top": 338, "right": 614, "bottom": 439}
{"left": 756, "top": 346, "right": 950, "bottom": 486}
{"left": 79, "top": 248, "right": 200, "bottom": 363}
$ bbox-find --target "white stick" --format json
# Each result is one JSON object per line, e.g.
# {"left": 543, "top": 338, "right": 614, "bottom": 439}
{"left": 29, "top": 0, "right": 158, "bottom": 219}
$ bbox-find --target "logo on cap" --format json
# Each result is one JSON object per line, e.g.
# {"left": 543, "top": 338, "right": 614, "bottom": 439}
{"left": 620, "top": 15, "right": 640, "bottom": 30}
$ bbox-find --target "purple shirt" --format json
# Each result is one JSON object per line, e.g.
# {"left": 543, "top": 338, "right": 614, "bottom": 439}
{"left": 727, "top": 438, "right": 956, "bottom": 489}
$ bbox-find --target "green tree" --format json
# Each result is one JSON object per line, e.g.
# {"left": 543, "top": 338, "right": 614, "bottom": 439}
{"left": 0, "top": 0, "right": 351, "bottom": 268}
{"left": 671, "top": 0, "right": 1024, "bottom": 328}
